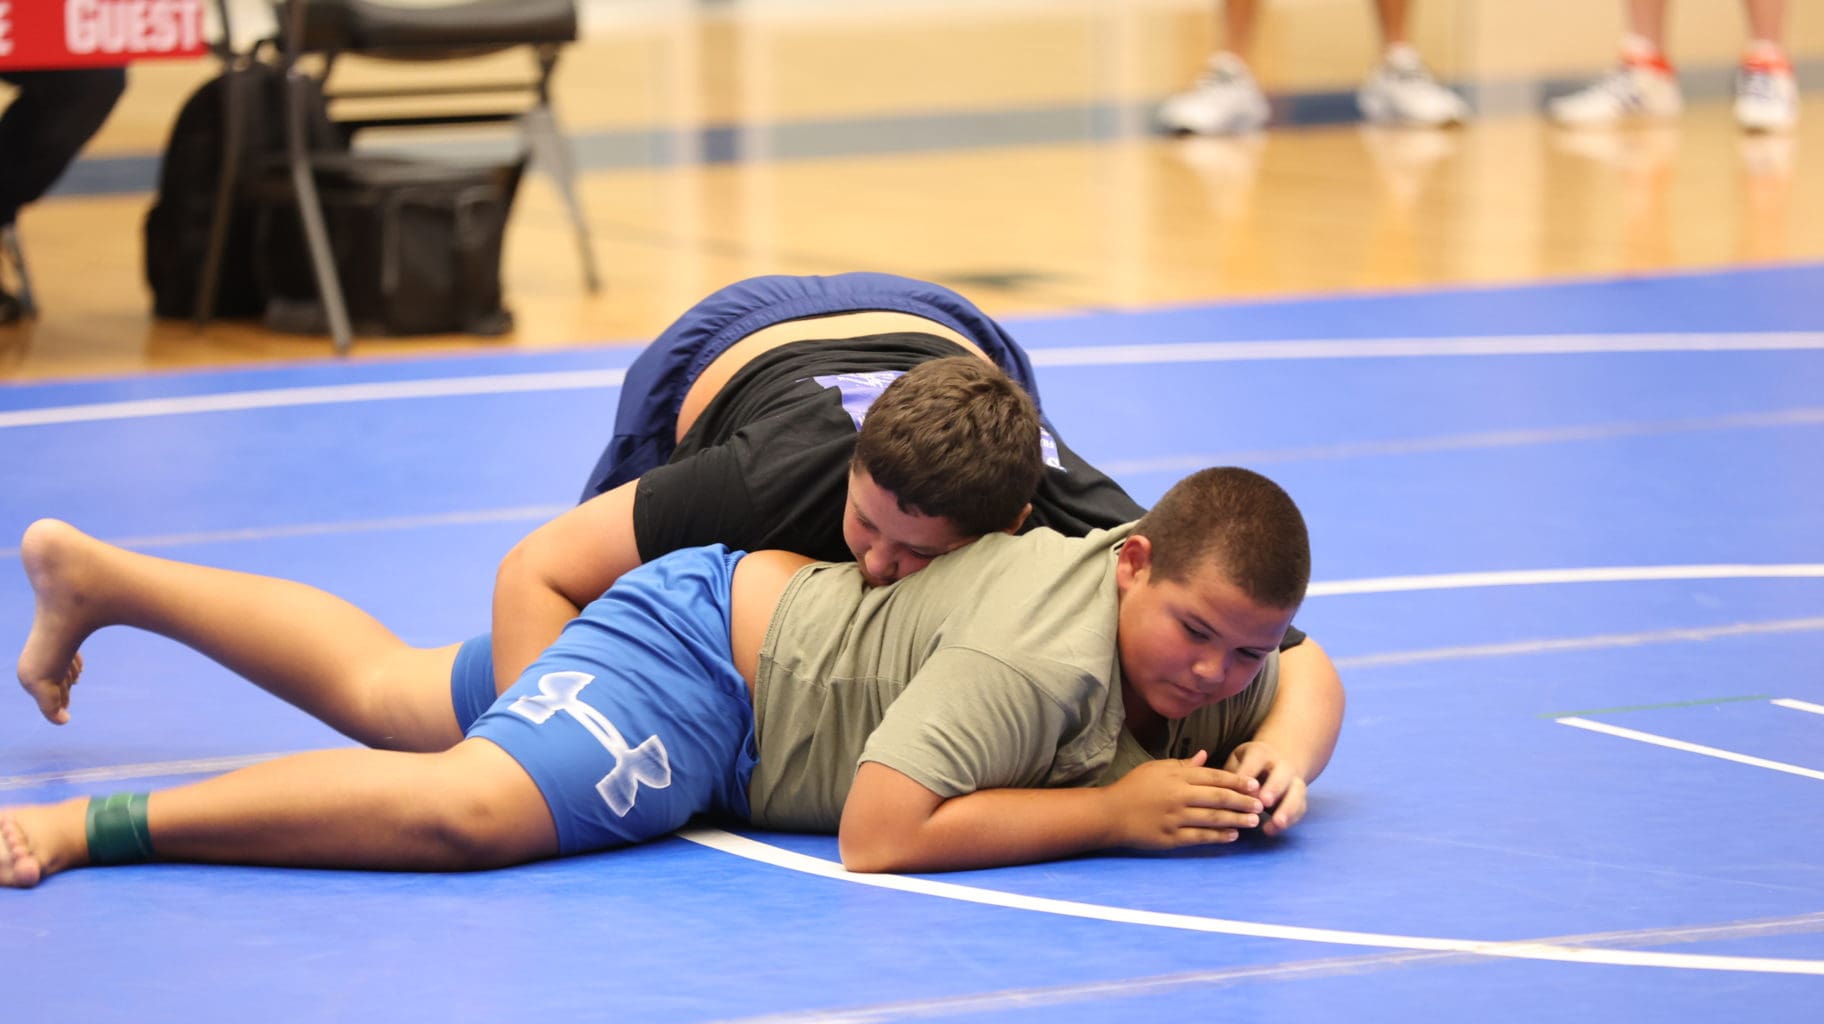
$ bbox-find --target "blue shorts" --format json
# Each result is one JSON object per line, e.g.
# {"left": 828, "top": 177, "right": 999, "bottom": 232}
{"left": 451, "top": 633, "right": 499, "bottom": 734}
{"left": 465, "top": 546, "right": 757, "bottom": 854}
{"left": 580, "top": 272, "right": 1045, "bottom": 500}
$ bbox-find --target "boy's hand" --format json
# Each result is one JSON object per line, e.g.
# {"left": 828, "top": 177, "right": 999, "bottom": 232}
{"left": 1104, "top": 750, "right": 1264, "bottom": 849}
{"left": 1223, "top": 741, "right": 1308, "bottom": 837}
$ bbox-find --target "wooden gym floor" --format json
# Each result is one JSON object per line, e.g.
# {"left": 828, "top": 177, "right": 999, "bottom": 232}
{"left": 1, "top": 0, "right": 1820, "bottom": 381}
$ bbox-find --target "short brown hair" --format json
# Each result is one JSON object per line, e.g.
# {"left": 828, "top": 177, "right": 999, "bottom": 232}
{"left": 852, "top": 356, "right": 1043, "bottom": 536}
{"left": 1133, "top": 467, "right": 1310, "bottom": 609}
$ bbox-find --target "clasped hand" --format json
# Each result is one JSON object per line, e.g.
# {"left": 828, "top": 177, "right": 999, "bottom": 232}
{"left": 1107, "top": 741, "right": 1308, "bottom": 848}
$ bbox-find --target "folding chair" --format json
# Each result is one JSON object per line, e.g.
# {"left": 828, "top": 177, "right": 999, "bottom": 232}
{"left": 0, "top": 223, "right": 37, "bottom": 322}
{"left": 200, "top": 0, "right": 597, "bottom": 353}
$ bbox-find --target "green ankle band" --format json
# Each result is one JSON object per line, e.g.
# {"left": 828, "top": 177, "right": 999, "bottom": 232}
{"left": 85, "top": 793, "right": 155, "bottom": 865}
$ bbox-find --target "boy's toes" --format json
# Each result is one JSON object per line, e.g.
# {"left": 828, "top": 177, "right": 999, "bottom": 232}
{"left": 0, "top": 816, "right": 45, "bottom": 888}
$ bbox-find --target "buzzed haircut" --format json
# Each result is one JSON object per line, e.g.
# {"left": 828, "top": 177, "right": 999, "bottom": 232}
{"left": 1134, "top": 467, "right": 1311, "bottom": 610}
{"left": 852, "top": 356, "right": 1043, "bottom": 537}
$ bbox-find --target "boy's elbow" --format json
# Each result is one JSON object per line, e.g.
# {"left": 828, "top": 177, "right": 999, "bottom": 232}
{"left": 496, "top": 528, "right": 563, "bottom": 596}
{"left": 838, "top": 829, "right": 907, "bottom": 874}
{"left": 494, "top": 534, "right": 533, "bottom": 587}
{"left": 839, "top": 762, "right": 949, "bottom": 872}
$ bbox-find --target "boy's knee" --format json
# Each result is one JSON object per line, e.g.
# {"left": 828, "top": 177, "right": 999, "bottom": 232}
{"left": 417, "top": 742, "right": 557, "bottom": 868}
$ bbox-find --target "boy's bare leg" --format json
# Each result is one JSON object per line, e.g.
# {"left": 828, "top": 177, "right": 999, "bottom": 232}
{"left": 17, "top": 518, "right": 463, "bottom": 751}
{"left": 0, "top": 738, "right": 555, "bottom": 888}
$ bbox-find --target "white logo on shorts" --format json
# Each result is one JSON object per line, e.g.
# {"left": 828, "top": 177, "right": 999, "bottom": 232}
{"left": 508, "top": 670, "right": 672, "bottom": 815}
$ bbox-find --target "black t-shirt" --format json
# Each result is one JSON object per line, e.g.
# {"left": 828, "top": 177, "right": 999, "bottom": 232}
{"left": 631, "top": 333, "right": 1145, "bottom": 563}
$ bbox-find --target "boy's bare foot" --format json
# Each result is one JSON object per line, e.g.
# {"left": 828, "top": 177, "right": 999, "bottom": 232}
{"left": 0, "top": 801, "right": 88, "bottom": 888}
{"left": 0, "top": 813, "right": 44, "bottom": 887}
{"left": 17, "top": 519, "right": 106, "bottom": 724}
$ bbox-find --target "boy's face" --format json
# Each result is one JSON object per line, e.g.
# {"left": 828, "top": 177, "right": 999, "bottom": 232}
{"left": 843, "top": 467, "right": 976, "bottom": 586}
{"left": 1114, "top": 536, "right": 1297, "bottom": 723}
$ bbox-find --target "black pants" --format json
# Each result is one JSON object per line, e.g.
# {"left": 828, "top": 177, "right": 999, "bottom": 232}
{"left": 0, "top": 68, "right": 128, "bottom": 227}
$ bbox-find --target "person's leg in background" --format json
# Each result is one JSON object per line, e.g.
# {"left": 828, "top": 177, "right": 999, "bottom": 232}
{"left": 1356, "top": 0, "right": 1471, "bottom": 126}
{"left": 1736, "top": 0, "right": 1798, "bottom": 131}
{"left": 1548, "top": 1, "right": 1684, "bottom": 127}
{"left": 1160, "top": 1, "right": 1467, "bottom": 135}
{"left": 0, "top": 68, "right": 128, "bottom": 322}
{"left": 1158, "top": 1, "right": 1272, "bottom": 136}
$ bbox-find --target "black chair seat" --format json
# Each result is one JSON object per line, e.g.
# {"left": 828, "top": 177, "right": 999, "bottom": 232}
{"left": 286, "top": 0, "right": 578, "bottom": 56}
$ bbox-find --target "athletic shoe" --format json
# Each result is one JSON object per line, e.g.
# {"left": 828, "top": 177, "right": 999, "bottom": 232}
{"left": 1158, "top": 53, "right": 1270, "bottom": 136}
{"left": 1548, "top": 61, "right": 1682, "bottom": 126}
{"left": 1356, "top": 47, "right": 1469, "bottom": 127}
{"left": 1734, "top": 55, "right": 1799, "bottom": 132}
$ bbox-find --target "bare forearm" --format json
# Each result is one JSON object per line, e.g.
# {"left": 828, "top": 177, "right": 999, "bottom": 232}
{"left": 490, "top": 484, "right": 645, "bottom": 691}
{"left": 839, "top": 758, "right": 1262, "bottom": 873}
{"left": 1256, "top": 639, "right": 1346, "bottom": 781}
{"left": 843, "top": 786, "right": 1118, "bottom": 873}
{"left": 490, "top": 557, "right": 584, "bottom": 689}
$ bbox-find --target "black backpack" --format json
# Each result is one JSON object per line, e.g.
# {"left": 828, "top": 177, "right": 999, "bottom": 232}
{"left": 143, "top": 60, "right": 341, "bottom": 320}
{"left": 254, "top": 154, "right": 524, "bottom": 337}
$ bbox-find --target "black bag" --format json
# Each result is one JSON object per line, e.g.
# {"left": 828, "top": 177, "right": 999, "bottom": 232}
{"left": 143, "top": 61, "right": 341, "bottom": 319}
{"left": 255, "top": 154, "right": 524, "bottom": 337}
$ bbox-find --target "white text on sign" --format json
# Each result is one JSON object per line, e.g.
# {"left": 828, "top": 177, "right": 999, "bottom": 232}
{"left": 65, "top": 0, "right": 204, "bottom": 57}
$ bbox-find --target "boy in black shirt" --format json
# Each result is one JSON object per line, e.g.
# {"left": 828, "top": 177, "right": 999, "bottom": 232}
{"left": 492, "top": 273, "right": 1333, "bottom": 730}
{"left": 487, "top": 273, "right": 1150, "bottom": 710}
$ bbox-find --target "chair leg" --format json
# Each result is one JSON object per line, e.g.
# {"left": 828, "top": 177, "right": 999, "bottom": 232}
{"left": 521, "top": 104, "right": 601, "bottom": 293}
{"left": 2, "top": 223, "right": 38, "bottom": 318}
{"left": 283, "top": 70, "right": 353, "bottom": 353}
{"left": 194, "top": 62, "right": 250, "bottom": 327}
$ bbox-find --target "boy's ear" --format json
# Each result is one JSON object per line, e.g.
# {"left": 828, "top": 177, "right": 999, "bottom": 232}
{"left": 1000, "top": 503, "right": 1033, "bottom": 535}
{"left": 1116, "top": 534, "right": 1152, "bottom": 590}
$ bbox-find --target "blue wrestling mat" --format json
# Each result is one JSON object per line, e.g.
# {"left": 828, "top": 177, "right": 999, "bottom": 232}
{"left": 3, "top": 266, "right": 1822, "bottom": 1021}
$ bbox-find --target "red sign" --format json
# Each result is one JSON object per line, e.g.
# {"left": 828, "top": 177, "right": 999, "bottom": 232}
{"left": 0, "top": 0, "right": 209, "bottom": 70}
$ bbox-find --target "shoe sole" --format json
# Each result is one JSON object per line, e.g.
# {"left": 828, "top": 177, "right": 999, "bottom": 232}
{"left": 1359, "top": 94, "right": 1465, "bottom": 128}
{"left": 1158, "top": 112, "right": 1269, "bottom": 136}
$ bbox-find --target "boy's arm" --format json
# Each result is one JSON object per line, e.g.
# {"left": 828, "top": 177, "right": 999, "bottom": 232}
{"left": 1223, "top": 637, "right": 1346, "bottom": 835}
{"left": 491, "top": 482, "right": 644, "bottom": 689}
{"left": 838, "top": 754, "right": 1264, "bottom": 874}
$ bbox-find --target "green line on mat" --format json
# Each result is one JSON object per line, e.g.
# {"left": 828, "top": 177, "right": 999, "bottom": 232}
{"left": 1542, "top": 694, "right": 1772, "bottom": 719}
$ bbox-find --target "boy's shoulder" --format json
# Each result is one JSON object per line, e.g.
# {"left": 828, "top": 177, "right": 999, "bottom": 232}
{"left": 917, "top": 523, "right": 1133, "bottom": 653}
{"left": 947, "top": 520, "right": 1136, "bottom": 567}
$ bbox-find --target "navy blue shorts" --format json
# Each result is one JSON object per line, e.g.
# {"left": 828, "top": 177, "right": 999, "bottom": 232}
{"left": 465, "top": 546, "right": 757, "bottom": 854}
{"left": 580, "top": 272, "right": 1045, "bottom": 500}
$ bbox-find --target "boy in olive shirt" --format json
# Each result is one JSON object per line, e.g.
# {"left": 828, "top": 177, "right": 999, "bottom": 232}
{"left": 4, "top": 467, "right": 1341, "bottom": 885}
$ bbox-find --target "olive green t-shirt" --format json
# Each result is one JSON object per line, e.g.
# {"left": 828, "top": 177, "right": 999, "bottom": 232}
{"left": 745, "top": 523, "right": 1281, "bottom": 832}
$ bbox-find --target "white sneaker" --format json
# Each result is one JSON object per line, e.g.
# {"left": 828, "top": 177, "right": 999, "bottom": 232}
{"left": 1548, "top": 64, "right": 1683, "bottom": 126}
{"left": 1158, "top": 53, "right": 1270, "bottom": 136}
{"left": 1734, "top": 58, "right": 1799, "bottom": 132}
{"left": 1356, "top": 48, "right": 1469, "bottom": 127}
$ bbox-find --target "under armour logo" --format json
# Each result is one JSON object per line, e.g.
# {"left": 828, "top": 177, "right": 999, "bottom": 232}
{"left": 509, "top": 671, "right": 671, "bottom": 815}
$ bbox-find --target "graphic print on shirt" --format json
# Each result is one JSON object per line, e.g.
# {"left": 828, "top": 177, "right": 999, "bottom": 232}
{"left": 509, "top": 671, "right": 672, "bottom": 815}
{"left": 811, "top": 371, "right": 1064, "bottom": 469}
